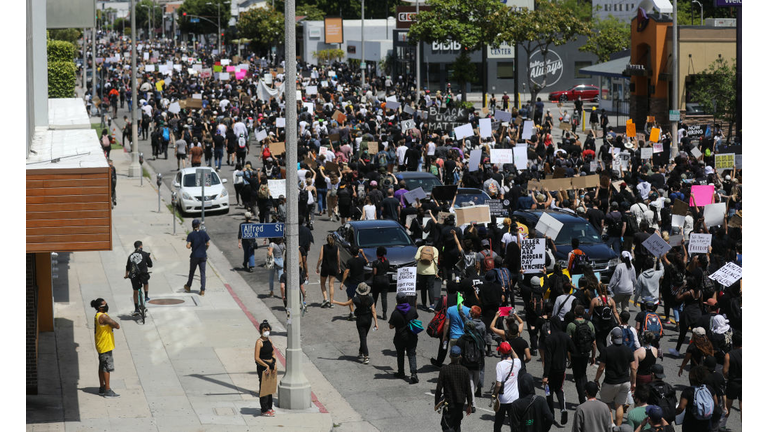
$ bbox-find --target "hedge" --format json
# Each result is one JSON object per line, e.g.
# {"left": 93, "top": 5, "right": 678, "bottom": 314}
{"left": 47, "top": 40, "right": 76, "bottom": 63}
{"left": 48, "top": 61, "right": 76, "bottom": 98}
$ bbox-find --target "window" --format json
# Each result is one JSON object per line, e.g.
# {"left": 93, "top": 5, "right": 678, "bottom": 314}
{"left": 574, "top": 61, "right": 592, "bottom": 79}
{"left": 497, "top": 62, "right": 515, "bottom": 79}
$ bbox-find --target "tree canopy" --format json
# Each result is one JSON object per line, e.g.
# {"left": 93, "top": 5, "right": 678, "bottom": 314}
{"left": 236, "top": 6, "right": 285, "bottom": 56}
{"left": 407, "top": 0, "right": 507, "bottom": 52}
{"left": 177, "top": 0, "right": 231, "bottom": 35}
{"left": 579, "top": 15, "right": 630, "bottom": 63}
{"left": 689, "top": 57, "right": 737, "bottom": 133}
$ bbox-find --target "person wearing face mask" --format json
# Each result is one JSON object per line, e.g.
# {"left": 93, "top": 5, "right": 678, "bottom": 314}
{"left": 254, "top": 320, "right": 277, "bottom": 417}
{"left": 90, "top": 298, "right": 121, "bottom": 398}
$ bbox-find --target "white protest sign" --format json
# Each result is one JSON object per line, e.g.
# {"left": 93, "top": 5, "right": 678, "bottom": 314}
{"left": 267, "top": 179, "right": 286, "bottom": 198}
{"left": 403, "top": 187, "right": 427, "bottom": 204}
{"left": 143, "top": 52, "right": 149, "bottom": 60}
{"left": 642, "top": 233, "right": 672, "bottom": 258}
{"left": 296, "top": 90, "right": 303, "bottom": 100}
{"left": 590, "top": 161, "right": 598, "bottom": 172}
{"left": 303, "top": 102, "right": 314, "bottom": 113}
{"left": 468, "top": 149, "right": 482, "bottom": 172}
{"left": 479, "top": 118, "right": 492, "bottom": 138}
{"left": 703, "top": 202, "right": 726, "bottom": 227}
{"left": 495, "top": 110, "right": 512, "bottom": 122}
{"left": 454, "top": 123, "right": 474, "bottom": 140}
{"left": 276, "top": 117, "right": 286, "bottom": 128}
{"left": 397, "top": 266, "right": 417, "bottom": 296}
{"left": 168, "top": 102, "right": 181, "bottom": 114}
{"left": 321, "top": 80, "right": 328, "bottom": 87}
{"left": 386, "top": 100, "right": 401, "bottom": 110}
{"left": 192, "top": 93, "right": 202, "bottom": 99}
{"left": 688, "top": 233, "right": 712, "bottom": 254}
{"left": 641, "top": 148, "right": 653, "bottom": 159}
{"left": 490, "top": 149, "right": 513, "bottom": 165}
{"left": 220, "top": 59, "right": 231, "bottom": 66}
{"left": 218, "top": 72, "right": 231, "bottom": 80}
{"left": 653, "top": 142, "right": 663, "bottom": 153}
{"left": 522, "top": 121, "right": 535, "bottom": 140}
{"left": 255, "top": 129, "right": 269, "bottom": 142}
{"left": 690, "top": 147, "right": 702, "bottom": 159}
{"left": 708, "top": 262, "right": 742, "bottom": 287}
{"left": 401, "top": 119, "right": 415, "bottom": 133}
{"left": 193, "top": 64, "right": 203, "bottom": 72}
{"left": 306, "top": 85, "right": 318, "bottom": 95}
{"left": 535, "top": 212, "right": 563, "bottom": 239}
{"left": 514, "top": 145, "right": 528, "bottom": 170}
{"left": 145, "top": 64, "right": 155, "bottom": 72}
{"left": 671, "top": 214, "right": 685, "bottom": 228}
{"left": 520, "top": 238, "right": 546, "bottom": 274}
{"left": 404, "top": 105, "right": 415, "bottom": 115}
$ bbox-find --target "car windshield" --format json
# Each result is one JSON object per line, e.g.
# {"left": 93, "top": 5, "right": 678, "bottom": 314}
{"left": 183, "top": 172, "right": 221, "bottom": 187}
{"left": 356, "top": 227, "right": 414, "bottom": 248}
{"left": 548, "top": 220, "right": 603, "bottom": 245}
{"left": 455, "top": 192, "right": 490, "bottom": 207}
{"left": 403, "top": 177, "right": 442, "bottom": 193}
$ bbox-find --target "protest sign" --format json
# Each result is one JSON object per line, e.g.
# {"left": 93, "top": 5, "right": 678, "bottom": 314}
{"left": 397, "top": 267, "right": 417, "bottom": 296}
{"left": 641, "top": 148, "right": 653, "bottom": 159}
{"left": 570, "top": 175, "right": 601, "bottom": 190}
{"left": 454, "top": 123, "right": 474, "bottom": 140}
{"left": 368, "top": 142, "right": 379, "bottom": 155}
{"left": 703, "top": 202, "right": 726, "bottom": 227}
{"left": 403, "top": 105, "right": 415, "bottom": 115}
{"left": 522, "top": 121, "right": 535, "bottom": 140}
{"left": 401, "top": 119, "right": 416, "bottom": 133}
{"left": 728, "top": 213, "right": 742, "bottom": 228}
{"left": 455, "top": 205, "right": 491, "bottom": 226}
{"left": 535, "top": 212, "right": 563, "bottom": 239}
{"left": 332, "top": 110, "right": 346, "bottom": 123}
{"left": 708, "top": 262, "right": 742, "bottom": 287}
{"left": 325, "top": 161, "right": 339, "bottom": 174}
{"left": 642, "top": 233, "right": 672, "bottom": 258}
{"left": 218, "top": 72, "right": 231, "bottom": 80}
{"left": 672, "top": 199, "right": 689, "bottom": 216}
{"left": 424, "top": 106, "right": 470, "bottom": 132}
{"left": 385, "top": 100, "right": 401, "bottom": 110}
{"left": 688, "top": 233, "right": 712, "bottom": 254}
{"left": 514, "top": 146, "right": 528, "bottom": 171}
{"left": 479, "top": 118, "right": 492, "bottom": 138}
{"left": 270, "top": 142, "right": 286, "bottom": 155}
{"left": 715, "top": 153, "right": 735, "bottom": 172}
{"left": 490, "top": 149, "right": 513, "bottom": 165}
{"left": 626, "top": 121, "right": 636, "bottom": 138}
{"left": 735, "top": 154, "right": 742, "bottom": 169}
{"left": 495, "top": 110, "right": 512, "bottom": 123}
{"left": 306, "top": 85, "right": 318, "bottom": 95}
{"left": 276, "top": 117, "right": 286, "bottom": 128}
{"left": 255, "top": 129, "right": 268, "bottom": 142}
{"left": 650, "top": 127, "right": 661, "bottom": 142}
{"left": 653, "top": 142, "right": 664, "bottom": 153}
{"left": 520, "top": 238, "right": 546, "bottom": 274}
{"left": 690, "top": 185, "right": 714, "bottom": 207}
{"left": 403, "top": 187, "right": 427, "bottom": 204}
{"left": 668, "top": 235, "right": 684, "bottom": 247}
{"left": 267, "top": 179, "right": 286, "bottom": 198}
{"left": 468, "top": 149, "right": 482, "bottom": 172}
{"left": 690, "top": 147, "right": 702, "bottom": 159}
{"left": 168, "top": 102, "right": 181, "bottom": 114}
{"left": 486, "top": 199, "right": 509, "bottom": 217}
{"left": 671, "top": 214, "right": 686, "bottom": 228}
{"left": 431, "top": 185, "right": 458, "bottom": 202}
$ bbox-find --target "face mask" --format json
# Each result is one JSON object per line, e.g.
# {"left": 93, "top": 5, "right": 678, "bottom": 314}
{"left": 101, "top": 305, "right": 109, "bottom": 313}
{"left": 262, "top": 331, "right": 270, "bottom": 338}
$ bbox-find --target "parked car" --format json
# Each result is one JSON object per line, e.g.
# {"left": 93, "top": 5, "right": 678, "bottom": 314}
{"left": 454, "top": 188, "right": 492, "bottom": 208}
{"left": 512, "top": 209, "right": 619, "bottom": 281}
{"left": 395, "top": 172, "right": 443, "bottom": 196}
{"left": 333, "top": 220, "right": 418, "bottom": 285}
{"left": 548, "top": 84, "right": 600, "bottom": 103}
{"left": 172, "top": 167, "right": 229, "bottom": 215}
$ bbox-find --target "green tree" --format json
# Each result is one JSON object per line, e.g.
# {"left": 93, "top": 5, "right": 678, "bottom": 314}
{"left": 49, "top": 29, "right": 82, "bottom": 45}
{"left": 407, "top": 0, "right": 507, "bottom": 101}
{"left": 579, "top": 16, "right": 630, "bottom": 63}
{"left": 135, "top": 0, "right": 165, "bottom": 37}
{"left": 177, "top": 0, "right": 230, "bottom": 35}
{"left": 47, "top": 40, "right": 77, "bottom": 98}
{"left": 689, "top": 57, "right": 737, "bottom": 138}
{"left": 498, "top": 0, "right": 590, "bottom": 103}
{"left": 313, "top": 48, "right": 345, "bottom": 64}
{"left": 449, "top": 50, "right": 478, "bottom": 102}
{"left": 236, "top": 6, "right": 285, "bottom": 57}
{"left": 272, "top": 1, "right": 327, "bottom": 21}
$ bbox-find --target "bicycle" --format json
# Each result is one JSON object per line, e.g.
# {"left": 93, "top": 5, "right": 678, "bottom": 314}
{"left": 124, "top": 275, "right": 148, "bottom": 325}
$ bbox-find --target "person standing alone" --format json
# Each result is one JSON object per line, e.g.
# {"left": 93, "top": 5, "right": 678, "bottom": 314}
{"left": 91, "top": 298, "right": 120, "bottom": 397}
{"left": 185, "top": 219, "right": 210, "bottom": 296}
{"left": 125, "top": 240, "right": 153, "bottom": 316}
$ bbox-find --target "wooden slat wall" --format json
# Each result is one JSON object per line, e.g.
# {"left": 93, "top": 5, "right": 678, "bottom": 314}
{"left": 26, "top": 169, "right": 112, "bottom": 253}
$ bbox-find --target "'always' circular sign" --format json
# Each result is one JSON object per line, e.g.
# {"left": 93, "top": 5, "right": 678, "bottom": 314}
{"left": 528, "top": 49, "right": 564, "bottom": 89}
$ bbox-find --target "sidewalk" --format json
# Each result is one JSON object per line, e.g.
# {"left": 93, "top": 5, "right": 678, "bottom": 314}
{"left": 26, "top": 148, "right": 376, "bottom": 431}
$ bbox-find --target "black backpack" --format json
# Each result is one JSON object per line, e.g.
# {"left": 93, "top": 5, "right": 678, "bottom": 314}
{"left": 623, "top": 212, "right": 639, "bottom": 235}
{"left": 299, "top": 189, "right": 309, "bottom": 205}
{"left": 701, "top": 270, "right": 717, "bottom": 300}
{"left": 572, "top": 320, "right": 595, "bottom": 357}
{"left": 459, "top": 330, "right": 484, "bottom": 369}
{"left": 649, "top": 381, "right": 677, "bottom": 422}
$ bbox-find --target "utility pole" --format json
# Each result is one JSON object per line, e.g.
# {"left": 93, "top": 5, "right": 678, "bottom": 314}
{"left": 361, "top": 0, "right": 366, "bottom": 88}
{"left": 82, "top": 28, "right": 87, "bottom": 91}
{"left": 415, "top": 0, "right": 420, "bottom": 103}
{"left": 129, "top": 0, "right": 142, "bottom": 178}
{"left": 670, "top": 0, "right": 679, "bottom": 159}
{"left": 92, "top": 27, "right": 97, "bottom": 100}
{"left": 277, "top": 0, "right": 312, "bottom": 410}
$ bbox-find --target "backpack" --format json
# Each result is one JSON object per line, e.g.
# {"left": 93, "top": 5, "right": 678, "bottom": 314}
{"left": 162, "top": 127, "right": 170, "bottom": 142}
{"left": 408, "top": 318, "right": 424, "bottom": 334}
{"left": 571, "top": 250, "right": 589, "bottom": 272}
{"left": 624, "top": 212, "right": 640, "bottom": 235}
{"left": 238, "top": 136, "right": 247, "bottom": 149}
{"left": 649, "top": 382, "right": 677, "bottom": 422}
{"left": 643, "top": 312, "right": 663, "bottom": 339}
{"left": 299, "top": 189, "right": 309, "bottom": 205}
{"left": 701, "top": 271, "right": 717, "bottom": 300}
{"left": 529, "top": 292, "right": 545, "bottom": 317}
{"left": 480, "top": 250, "right": 495, "bottom": 272}
{"left": 419, "top": 246, "right": 435, "bottom": 266}
{"left": 621, "top": 326, "right": 635, "bottom": 348}
{"left": 128, "top": 251, "right": 143, "bottom": 278}
{"left": 459, "top": 330, "right": 483, "bottom": 368}
{"left": 606, "top": 213, "right": 623, "bottom": 236}
{"left": 573, "top": 320, "right": 595, "bottom": 357}
{"left": 426, "top": 296, "right": 447, "bottom": 338}
{"left": 488, "top": 182, "right": 499, "bottom": 196}
{"left": 378, "top": 153, "right": 388, "bottom": 168}
{"left": 258, "top": 183, "right": 270, "bottom": 199}
{"left": 692, "top": 385, "right": 715, "bottom": 420}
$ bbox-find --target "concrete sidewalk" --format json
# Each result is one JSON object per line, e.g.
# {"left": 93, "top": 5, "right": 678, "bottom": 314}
{"left": 26, "top": 149, "right": 376, "bottom": 431}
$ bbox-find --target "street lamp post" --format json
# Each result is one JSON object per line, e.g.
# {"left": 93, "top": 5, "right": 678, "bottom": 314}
{"left": 671, "top": 0, "right": 679, "bottom": 159}
{"left": 206, "top": 1, "right": 222, "bottom": 54}
{"left": 415, "top": 0, "right": 420, "bottom": 103}
{"left": 692, "top": 0, "right": 703, "bottom": 26}
{"left": 129, "top": 0, "right": 142, "bottom": 178}
{"left": 361, "top": 0, "right": 365, "bottom": 88}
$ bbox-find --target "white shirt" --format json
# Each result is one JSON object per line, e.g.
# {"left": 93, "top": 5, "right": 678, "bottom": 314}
{"left": 141, "top": 104, "right": 153, "bottom": 117}
{"left": 233, "top": 121, "right": 248, "bottom": 138}
{"left": 396, "top": 145, "right": 408, "bottom": 165}
{"left": 553, "top": 293, "right": 577, "bottom": 321}
{"left": 427, "top": 141, "right": 436, "bottom": 156}
{"left": 217, "top": 124, "right": 227, "bottom": 136}
{"left": 495, "top": 358, "right": 522, "bottom": 404}
{"left": 363, "top": 204, "right": 377, "bottom": 220}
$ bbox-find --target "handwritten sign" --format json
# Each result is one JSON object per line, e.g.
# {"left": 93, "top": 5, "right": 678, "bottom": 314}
{"left": 641, "top": 148, "right": 653, "bottom": 159}
{"left": 688, "top": 233, "right": 712, "bottom": 254}
{"left": 403, "top": 187, "right": 427, "bottom": 204}
{"left": 267, "top": 179, "right": 286, "bottom": 198}
{"left": 642, "top": 233, "right": 672, "bottom": 258}
{"left": 396, "top": 267, "right": 417, "bottom": 296}
{"left": 490, "top": 149, "right": 513, "bottom": 164}
{"left": 653, "top": 142, "right": 664, "bottom": 153}
{"left": 715, "top": 153, "right": 735, "bottom": 171}
{"left": 690, "top": 185, "right": 714, "bottom": 207}
{"left": 535, "top": 212, "right": 563, "bottom": 239}
{"left": 708, "top": 262, "right": 741, "bottom": 287}
{"left": 520, "top": 238, "right": 546, "bottom": 274}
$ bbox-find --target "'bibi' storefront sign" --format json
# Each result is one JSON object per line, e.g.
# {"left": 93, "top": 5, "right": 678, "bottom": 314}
{"left": 528, "top": 49, "right": 564, "bottom": 88}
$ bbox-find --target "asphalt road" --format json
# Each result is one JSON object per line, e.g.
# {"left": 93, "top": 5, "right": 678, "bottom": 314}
{"left": 105, "top": 100, "right": 741, "bottom": 432}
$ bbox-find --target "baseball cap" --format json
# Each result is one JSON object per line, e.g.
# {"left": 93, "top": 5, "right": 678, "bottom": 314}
{"left": 650, "top": 364, "right": 665, "bottom": 378}
{"left": 192, "top": 219, "right": 201, "bottom": 228}
{"left": 705, "top": 298, "right": 718, "bottom": 306}
{"left": 497, "top": 342, "right": 512, "bottom": 355}
{"left": 450, "top": 345, "right": 462, "bottom": 357}
{"left": 692, "top": 327, "right": 706, "bottom": 337}
{"left": 531, "top": 276, "right": 541, "bottom": 286}
{"left": 646, "top": 405, "right": 663, "bottom": 423}
{"left": 611, "top": 327, "right": 624, "bottom": 345}
{"left": 370, "top": 180, "right": 378, "bottom": 187}
{"left": 481, "top": 239, "right": 490, "bottom": 247}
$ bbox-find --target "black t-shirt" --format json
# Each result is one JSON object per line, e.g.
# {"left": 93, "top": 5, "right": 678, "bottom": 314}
{"left": 479, "top": 282, "right": 503, "bottom": 311}
{"left": 353, "top": 294, "right": 374, "bottom": 317}
{"left": 345, "top": 256, "right": 367, "bottom": 285}
{"left": 508, "top": 337, "right": 529, "bottom": 371}
{"left": 680, "top": 384, "right": 717, "bottom": 432}
{"left": 586, "top": 208, "right": 605, "bottom": 232}
{"left": 381, "top": 197, "right": 400, "bottom": 220}
{"left": 599, "top": 343, "right": 634, "bottom": 384}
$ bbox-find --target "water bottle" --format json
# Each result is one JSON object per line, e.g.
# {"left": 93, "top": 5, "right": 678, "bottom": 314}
{"left": 443, "top": 340, "right": 448, "bottom": 350}
{"left": 544, "top": 384, "right": 550, "bottom": 396}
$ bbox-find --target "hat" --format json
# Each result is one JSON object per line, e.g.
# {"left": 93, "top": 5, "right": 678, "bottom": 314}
{"left": 449, "top": 345, "right": 463, "bottom": 358}
{"left": 624, "top": 141, "right": 633, "bottom": 149}
{"left": 244, "top": 211, "right": 253, "bottom": 220}
{"left": 650, "top": 364, "right": 666, "bottom": 378}
{"left": 705, "top": 298, "right": 718, "bottom": 307}
{"left": 621, "top": 251, "right": 632, "bottom": 260}
{"left": 592, "top": 106, "right": 596, "bottom": 111}
{"left": 370, "top": 180, "right": 378, "bottom": 187}
{"left": 692, "top": 327, "right": 706, "bottom": 337}
{"left": 646, "top": 405, "right": 664, "bottom": 423}
{"left": 396, "top": 291, "right": 408, "bottom": 302}
{"left": 192, "top": 219, "right": 201, "bottom": 228}
{"left": 481, "top": 239, "right": 490, "bottom": 247}
{"left": 355, "top": 282, "right": 371, "bottom": 296}
{"left": 611, "top": 327, "right": 624, "bottom": 345}
{"left": 497, "top": 341, "right": 513, "bottom": 355}
{"left": 705, "top": 166, "right": 715, "bottom": 175}
{"left": 531, "top": 276, "right": 541, "bottom": 286}
{"left": 704, "top": 355, "right": 717, "bottom": 372}
{"left": 643, "top": 296, "right": 657, "bottom": 307}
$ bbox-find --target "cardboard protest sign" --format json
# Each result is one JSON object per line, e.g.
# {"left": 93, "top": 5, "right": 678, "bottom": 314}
{"left": 490, "top": 149, "right": 513, "bottom": 165}
{"left": 396, "top": 267, "right": 417, "bottom": 296}
{"left": 626, "top": 121, "right": 636, "bottom": 138}
{"left": 332, "top": 111, "right": 346, "bottom": 123}
{"left": 715, "top": 153, "right": 735, "bottom": 172}
{"left": 270, "top": 142, "right": 286, "bottom": 155}
{"left": 267, "top": 179, "right": 286, "bottom": 198}
{"left": 329, "top": 133, "right": 340, "bottom": 143}
{"left": 455, "top": 205, "right": 491, "bottom": 226}
{"left": 520, "top": 238, "right": 546, "bottom": 274}
{"left": 495, "top": 110, "right": 512, "bottom": 122}
{"left": 454, "top": 123, "right": 474, "bottom": 140}
{"left": 403, "top": 187, "right": 427, "bottom": 204}
{"left": 479, "top": 118, "right": 492, "bottom": 138}
{"left": 559, "top": 122, "right": 571, "bottom": 131}
{"left": 535, "top": 212, "right": 563, "bottom": 239}
{"left": 690, "top": 185, "right": 714, "bottom": 207}
{"left": 431, "top": 185, "right": 458, "bottom": 202}
{"left": 703, "top": 202, "right": 726, "bottom": 227}
{"left": 570, "top": 175, "right": 601, "bottom": 190}
{"left": 642, "top": 233, "right": 672, "bottom": 258}
{"left": 303, "top": 157, "right": 317, "bottom": 168}
{"left": 688, "top": 233, "right": 711, "bottom": 254}
{"left": 185, "top": 98, "right": 203, "bottom": 109}
{"left": 708, "top": 262, "right": 741, "bottom": 287}
{"left": 468, "top": 149, "right": 482, "bottom": 172}
{"left": 436, "top": 212, "right": 453, "bottom": 224}
{"left": 324, "top": 161, "right": 339, "bottom": 174}
{"left": 672, "top": 199, "right": 689, "bottom": 216}
{"left": 513, "top": 146, "right": 528, "bottom": 171}
{"left": 368, "top": 142, "right": 379, "bottom": 155}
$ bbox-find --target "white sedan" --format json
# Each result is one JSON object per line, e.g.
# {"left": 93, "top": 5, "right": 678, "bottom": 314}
{"left": 172, "top": 167, "right": 229, "bottom": 215}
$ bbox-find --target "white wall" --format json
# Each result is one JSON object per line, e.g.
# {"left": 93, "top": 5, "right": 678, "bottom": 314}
{"left": 302, "top": 18, "right": 395, "bottom": 64}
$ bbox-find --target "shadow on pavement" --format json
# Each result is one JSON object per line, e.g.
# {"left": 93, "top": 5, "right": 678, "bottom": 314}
{"left": 187, "top": 373, "right": 257, "bottom": 397}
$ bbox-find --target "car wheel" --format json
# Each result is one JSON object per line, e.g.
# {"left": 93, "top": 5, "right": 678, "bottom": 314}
{"left": 559, "top": 95, "right": 568, "bottom": 103}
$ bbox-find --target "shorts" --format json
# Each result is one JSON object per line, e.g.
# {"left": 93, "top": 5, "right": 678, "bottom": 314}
{"left": 320, "top": 267, "right": 337, "bottom": 278}
{"left": 130, "top": 274, "right": 150, "bottom": 290}
{"left": 600, "top": 381, "right": 630, "bottom": 406}
{"left": 726, "top": 379, "right": 742, "bottom": 400}
{"left": 345, "top": 282, "right": 357, "bottom": 299}
{"left": 98, "top": 351, "right": 115, "bottom": 372}
{"left": 177, "top": 153, "right": 186, "bottom": 160}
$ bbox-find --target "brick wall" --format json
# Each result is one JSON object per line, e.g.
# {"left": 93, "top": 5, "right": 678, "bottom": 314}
{"left": 26, "top": 254, "right": 37, "bottom": 395}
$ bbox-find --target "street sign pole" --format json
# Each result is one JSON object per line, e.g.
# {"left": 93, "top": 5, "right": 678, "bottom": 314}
{"left": 128, "top": 0, "right": 142, "bottom": 178}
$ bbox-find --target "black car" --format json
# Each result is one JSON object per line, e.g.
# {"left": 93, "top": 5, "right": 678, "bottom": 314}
{"left": 512, "top": 209, "right": 619, "bottom": 281}
{"left": 395, "top": 172, "right": 443, "bottom": 196}
{"left": 333, "top": 220, "right": 418, "bottom": 285}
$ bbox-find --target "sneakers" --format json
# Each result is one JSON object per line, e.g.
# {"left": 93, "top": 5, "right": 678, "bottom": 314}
{"left": 410, "top": 374, "right": 419, "bottom": 384}
{"left": 530, "top": 349, "right": 538, "bottom": 356}
{"left": 145, "top": 296, "right": 150, "bottom": 302}
{"left": 99, "top": 386, "right": 106, "bottom": 395}
{"left": 262, "top": 410, "right": 274, "bottom": 417}
{"left": 358, "top": 354, "right": 365, "bottom": 361}
{"left": 348, "top": 313, "right": 354, "bottom": 321}
{"left": 184, "top": 284, "right": 191, "bottom": 293}
{"left": 561, "top": 410, "right": 568, "bottom": 425}
{"left": 132, "top": 310, "right": 140, "bottom": 317}
{"left": 103, "top": 389, "right": 120, "bottom": 398}
{"left": 668, "top": 348, "right": 680, "bottom": 357}
{"left": 328, "top": 303, "right": 334, "bottom": 309}
{"left": 320, "top": 300, "right": 330, "bottom": 308}
{"left": 382, "top": 312, "right": 387, "bottom": 320}
{"left": 363, "top": 357, "right": 370, "bottom": 365}
{"left": 200, "top": 290, "right": 205, "bottom": 296}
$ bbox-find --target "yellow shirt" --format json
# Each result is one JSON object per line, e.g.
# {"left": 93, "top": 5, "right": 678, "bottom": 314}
{"left": 155, "top": 80, "right": 164, "bottom": 92}
{"left": 414, "top": 245, "right": 439, "bottom": 275}
{"left": 94, "top": 312, "right": 115, "bottom": 354}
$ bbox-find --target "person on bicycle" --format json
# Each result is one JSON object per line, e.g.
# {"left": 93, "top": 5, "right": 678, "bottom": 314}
{"left": 125, "top": 240, "right": 153, "bottom": 316}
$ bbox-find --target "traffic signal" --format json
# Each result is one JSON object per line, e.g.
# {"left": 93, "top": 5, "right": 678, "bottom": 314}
{"left": 183, "top": 12, "right": 187, "bottom": 16}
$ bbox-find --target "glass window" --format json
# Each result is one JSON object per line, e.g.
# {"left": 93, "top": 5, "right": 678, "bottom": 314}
{"left": 600, "top": 76, "right": 611, "bottom": 101}
{"left": 497, "top": 62, "right": 515, "bottom": 79}
{"left": 356, "top": 227, "right": 413, "bottom": 248}
{"left": 183, "top": 172, "right": 221, "bottom": 187}
{"left": 574, "top": 61, "right": 592, "bottom": 79}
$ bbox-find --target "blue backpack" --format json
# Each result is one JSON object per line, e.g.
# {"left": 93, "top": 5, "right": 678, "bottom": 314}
{"left": 621, "top": 326, "right": 634, "bottom": 348}
{"left": 692, "top": 385, "right": 715, "bottom": 420}
{"left": 642, "top": 312, "right": 663, "bottom": 339}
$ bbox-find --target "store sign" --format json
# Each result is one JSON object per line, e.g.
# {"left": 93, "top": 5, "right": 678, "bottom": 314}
{"left": 396, "top": 6, "right": 431, "bottom": 29}
{"left": 715, "top": 0, "right": 740, "bottom": 6}
{"left": 488, "top": 42, "right": 515, "bottom": 59}
{"left": 528, "top": 49, "right": 563, "bottom": 88}
{"left": 432, "top": 41, "right": 462, "bottom": 53}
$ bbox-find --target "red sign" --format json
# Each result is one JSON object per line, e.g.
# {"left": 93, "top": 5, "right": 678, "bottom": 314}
{"left": 396, "top": 6, "right": 431, "bottom": 29}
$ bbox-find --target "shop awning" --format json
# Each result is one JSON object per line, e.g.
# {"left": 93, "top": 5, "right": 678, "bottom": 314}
{"left": 579, "top": 56, "right": 631, "bottom": 79}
